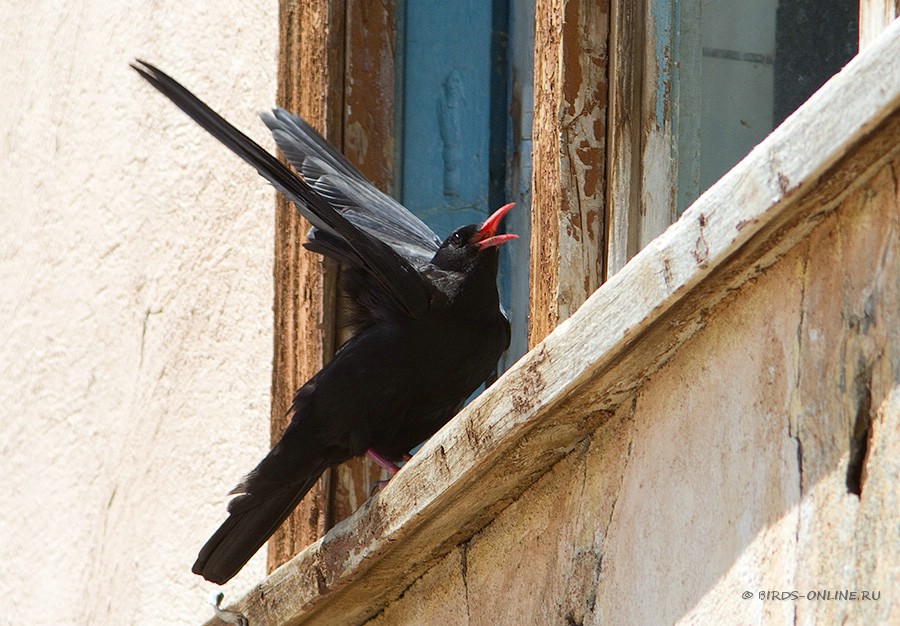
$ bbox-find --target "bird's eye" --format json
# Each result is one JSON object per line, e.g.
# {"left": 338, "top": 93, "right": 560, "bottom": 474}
{"left": 450, "top": 232, "right": 464, "bottom": 245}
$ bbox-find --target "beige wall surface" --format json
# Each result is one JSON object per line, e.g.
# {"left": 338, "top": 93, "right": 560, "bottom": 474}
{"left": 1, "top": 2, "right": 279, "bottom": 624}
{"left": 365, "top": 159, "right": 900, "bottom": 624}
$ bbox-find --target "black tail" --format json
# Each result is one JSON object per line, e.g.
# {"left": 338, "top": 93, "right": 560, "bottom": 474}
{"left": 192, "top": 460, "right": 328, "bottom": 585}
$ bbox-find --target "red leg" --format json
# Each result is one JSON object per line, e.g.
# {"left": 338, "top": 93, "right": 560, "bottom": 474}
{"left": 365, "top": 449, "right": 402, "bottom": 475}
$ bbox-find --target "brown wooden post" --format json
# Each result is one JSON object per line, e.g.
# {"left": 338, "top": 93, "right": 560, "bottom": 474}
{"left": 269, "top": 0, "right": 399, "bottom": 572}
{"left": 604, "top": 0, "right": 646, "bottom": 277}
{"left": 331, "top": 0, "right": 400, "bottom": 526}
{"left": 268, "top": 0, "right": 346, "bottom": 574}
{"left": 529, "top": 0, "right": 611, "bottom": 348}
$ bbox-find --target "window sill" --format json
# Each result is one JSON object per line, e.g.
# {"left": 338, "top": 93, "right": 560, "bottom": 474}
{"left": 206, "top": 20, "right": 900, "bottom": 626}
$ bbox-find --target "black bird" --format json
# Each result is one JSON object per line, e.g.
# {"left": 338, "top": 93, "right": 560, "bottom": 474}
{"left": 131, "top": 60, "right": 516, "bottom": 585}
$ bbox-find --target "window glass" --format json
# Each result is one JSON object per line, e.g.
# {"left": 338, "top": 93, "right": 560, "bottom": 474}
{"left": 674, "top": 0, "right": 858, "bottom": 214}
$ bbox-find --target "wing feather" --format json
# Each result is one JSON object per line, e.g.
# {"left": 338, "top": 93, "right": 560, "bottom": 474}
{"left": 263, "top": 109, "right": 441, "bottom": 267}
{"left": 132, "top": 60, "right": 431, "bottom": 319}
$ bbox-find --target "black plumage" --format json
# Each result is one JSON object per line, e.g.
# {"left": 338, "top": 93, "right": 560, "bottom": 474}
{"left": 132, "top": 60, "right": 516, "bottom": 585}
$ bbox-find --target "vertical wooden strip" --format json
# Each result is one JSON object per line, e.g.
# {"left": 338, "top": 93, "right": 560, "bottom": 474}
{"left": 330, "top": 0, "right": 399, "bottom": 523}
{"left": 860, "top": 0, "right": 900, "bottom": 48}
{"left": 530, "top": 0, "right": 610, "bottom": 348}
{"left": 636, "top": 0, "right": 677, "bottom": 249}
{"left": 344, "top": 0, "right": 398, "bottom": 197}
{"left": 605, "top": 0, "right": 645, "bottom": 277}
{"left": 530, "top": 0, "right": 562, "bottom": 348}
{"left": 269, "top": 0, "right": 346, "bottom": 575}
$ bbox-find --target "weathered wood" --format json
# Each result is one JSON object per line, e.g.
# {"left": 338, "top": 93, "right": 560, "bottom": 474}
{"left": 270, "top": 0, "right": 402, "bottom": 567}
{"left": 344, "top": 0, "right": 399, "bottom": 198}
{"left": 366, "top": 159, "right": 900, "bottom": 623}
{"left": 529, "top": 0, "right": 610, "bottom": 347}
{"left": 331, "top": 0, "right": 400, "bottom": 524}
{"left": 607, "top": 0, "right": 682, "bottom": 278}
{"left": 605, "top": 0, "right": 645, "bottom": 275}
{"left": 860, "top": 0, "right": 900, "bottom": 48}
{"left": 268, "top": 0, "right": 345, "bottom": 574}
{"left": 213, "top": 18, "right": 900, "bottom": 626}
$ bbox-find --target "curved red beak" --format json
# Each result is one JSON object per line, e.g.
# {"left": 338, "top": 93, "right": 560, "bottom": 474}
{"left": 472, "top": 203, "right": 518, "bottom": 250}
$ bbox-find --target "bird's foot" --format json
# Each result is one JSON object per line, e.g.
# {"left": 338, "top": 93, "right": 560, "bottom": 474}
{"left": 209, "top": 592, "right": 248, "bottom": 626}
{"left": 370, "top": 478, "right": 392, "bottom": 496}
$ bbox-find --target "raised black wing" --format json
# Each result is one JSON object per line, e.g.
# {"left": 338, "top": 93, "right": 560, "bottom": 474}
{"left": 262, "top": 108, "right": 441, "bottom": 267}
{"left": 131, "top": 60, "right": 431, "bottom": 319}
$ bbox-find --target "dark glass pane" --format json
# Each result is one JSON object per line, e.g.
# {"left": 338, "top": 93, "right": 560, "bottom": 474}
{"left": 774, "top": 0, "right": 858, "bottom": 125}
{"left": 675, "top": 0, "right": 858, "bottom": 215}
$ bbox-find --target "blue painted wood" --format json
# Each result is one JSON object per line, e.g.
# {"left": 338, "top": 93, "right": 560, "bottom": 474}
{"left": 401, "top": 0, "right": 494, "bottom": 239}
{"left": 399, "top": 0, "right": 533, "bottom": 375}
{"left": 500, "top": 0, "right": 534, "bottom": 367}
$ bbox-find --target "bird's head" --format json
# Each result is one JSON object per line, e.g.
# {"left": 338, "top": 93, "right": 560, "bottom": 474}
{"left": 431, "top": 203, "right": 518, "bottom": 273}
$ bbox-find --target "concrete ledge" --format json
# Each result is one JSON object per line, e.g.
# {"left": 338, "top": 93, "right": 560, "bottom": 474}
{"left": 206, "top": 20, "right": 900, "bottom": 626}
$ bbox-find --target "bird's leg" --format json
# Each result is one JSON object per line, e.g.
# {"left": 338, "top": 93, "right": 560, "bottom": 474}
{"left": 365, "top": 449, "right": 402, "bottom": 475}
{"left": 366, "top": 450, "right": 413, "bottom": 496}
{"left": 209, "top": 592, "right": 248, "bottom": 626}
{"left": 401, "top": 452, "right": 413, "bottom": 462}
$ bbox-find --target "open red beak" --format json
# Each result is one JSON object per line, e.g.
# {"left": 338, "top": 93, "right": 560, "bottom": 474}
{"left": 472, "top": 203, "right": 518, "bottom": 250}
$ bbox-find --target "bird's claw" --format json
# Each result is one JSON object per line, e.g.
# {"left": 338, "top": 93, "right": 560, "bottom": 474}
{"left": 209, "top": 591, "right": 248, "bottom": 625}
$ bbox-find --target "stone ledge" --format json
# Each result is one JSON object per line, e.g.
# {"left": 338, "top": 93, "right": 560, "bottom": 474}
{"left": 205, "top": 20, "right": 900, "bottom": 626}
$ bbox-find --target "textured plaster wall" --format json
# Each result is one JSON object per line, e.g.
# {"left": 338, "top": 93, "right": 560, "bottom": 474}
{"left": 1, "top": 3, "right": 278, "bottom": 624}
{"left": 366, "top": 160, "right": 900, "bottom": 623}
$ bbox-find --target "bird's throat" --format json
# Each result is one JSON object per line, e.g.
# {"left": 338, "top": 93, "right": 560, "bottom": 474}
{"left": 453, "top": 249, "right": 502, "bottom": 318}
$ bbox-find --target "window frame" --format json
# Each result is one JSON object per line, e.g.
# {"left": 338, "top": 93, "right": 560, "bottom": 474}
{"left": 267, "top": 0, "right": 899, "bottom": 576}
{"left": 213, "top": 15, "right": 900, "bottom": 620}
{"left": 606, "top": 0, "right": 897, "bottom": 280}
{"left": 268, "top": 0, "right": 538, "bottom": 571}
{"left": 268, "top": 0, "right": 399, "bottom": 573}
{"left": 861, "top": 0, "right": 900, "bottom": 47}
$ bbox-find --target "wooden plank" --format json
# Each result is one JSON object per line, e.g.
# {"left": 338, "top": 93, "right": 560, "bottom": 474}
{"left": 529, "top": 0, "right": 610, "bottom": 347}
{"left": 271, "top": 0, "right": 404, "bottom": 567}
{"left": 636, "top": 0, "right": 678, "bottom": 246}
{"left": 343, "top": 0, "right": 398, "bottom": 198}
{"left": 211, "top": 17, "right": 900, "bottom": 626}
{"left": 331, "top": 0, "right": 400, "bottom": 524}
{"left": 605, "top": 0, "right": 645, "bottom": 276}
{"left": 607, "top": 0, "right": 682, "bottom": 279}
{"left": 860, "top": 0, "right": 900, "bottom": 48}
{"left": 268, "top": 0, "right": 345, "bottom": 575}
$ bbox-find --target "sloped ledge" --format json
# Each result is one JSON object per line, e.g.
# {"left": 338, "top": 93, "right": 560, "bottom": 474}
{"left": 205, "top": 20, "right": 900, "bottom": 626}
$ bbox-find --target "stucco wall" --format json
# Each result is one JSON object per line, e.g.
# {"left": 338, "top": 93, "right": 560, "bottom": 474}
{"left": 365, "top": 159, "right": 900, "bottom": 623}
{"left": 1, "top": 3, "right": 278, "bottom": 624}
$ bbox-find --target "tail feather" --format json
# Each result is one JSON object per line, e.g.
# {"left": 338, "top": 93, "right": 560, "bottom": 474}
{"left": 192, "top": 464, "right": 327, "bottom": 585}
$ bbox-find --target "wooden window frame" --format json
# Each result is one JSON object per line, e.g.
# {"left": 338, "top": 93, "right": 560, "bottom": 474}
{"left": 604, "top": 0, "right": 899, "bottom": 287}
{"left": 861, "top": 0, "right": 900, "bottom": 47}
{"left": 268, "top": 0, "right": 539, "bottom": 570}
{"left": 529, "top": 0, "right": 610, "bottom": 347}
{"left": 267, "top": 0, "right": 899, "bottom": 588}
{"left": 269, "top": 0, "right": 398, "bottom": 573}
{"left": 208, "top": 18, "right": 900, "bottom": 623}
